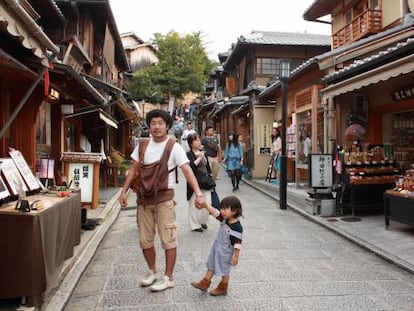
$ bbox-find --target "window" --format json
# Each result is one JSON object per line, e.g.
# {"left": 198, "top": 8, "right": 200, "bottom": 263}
{"left": 345, "top": 9, "right": 352, "bottom": 24}
{"left": 256, "top": 58, "right": 305, "bottom": 77}
{"left": 369, "top": 0, "right": 379, "bottom": 9}
{"left": 256, "top": 58, "right": 279, "bottom": 76}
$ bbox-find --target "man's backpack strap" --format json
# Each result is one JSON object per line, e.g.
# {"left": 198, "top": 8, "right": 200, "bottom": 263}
{"left": 138, "top": 138, "right": 150, "bottom": 164}
{"left": 162, "top": 137, "right": 176, "bottom": 173}
{"left": 129, "top": 138, "right": 150, "bottom": 192}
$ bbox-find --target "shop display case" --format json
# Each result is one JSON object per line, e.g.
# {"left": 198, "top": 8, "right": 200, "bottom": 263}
{"left": 341, "top": 161, "right": 399, "bottom": 212}
{"left": 383, "top": 169, "right": 414, "bottom": 228}
{"left": 384, "top": 189, "right": 414, "bottom": 229}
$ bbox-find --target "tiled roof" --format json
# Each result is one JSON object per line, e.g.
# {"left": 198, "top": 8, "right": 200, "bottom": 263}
{"left": 237, "top": 31, "right": 331, "bottom": 46}
{"left": 322, "top": 37, "right": 414, "bottom": 83}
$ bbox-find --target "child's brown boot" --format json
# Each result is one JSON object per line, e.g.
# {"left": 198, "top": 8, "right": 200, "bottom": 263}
{"left": 191, "top": 278, "right": 211, "bottom": 292}
{"left": 209, "top": 280, "right": 228, "bottom": 296}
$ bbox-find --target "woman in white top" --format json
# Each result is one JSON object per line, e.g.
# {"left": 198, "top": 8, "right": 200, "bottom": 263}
{"left": 271, "top": 127, "right": 282, "bottom": 182}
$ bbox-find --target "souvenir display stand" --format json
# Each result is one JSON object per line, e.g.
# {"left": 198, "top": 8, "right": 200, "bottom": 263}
{"left": 383, "top": 169, "right": 414, "bottom": 229}
{"left": 342, "top": 162, "right": 398, "bottom": 213}
{"left": 340, "top": 143, "right": 399, "bottom": 214}
{"left": 61, "top": 152, "right": 103, "bottom": 208}
{"left": 383, "top": 190, "right": 414, "bottom": 229}
{"left": 0, "top": 192, "right": 81, "bottom": 306}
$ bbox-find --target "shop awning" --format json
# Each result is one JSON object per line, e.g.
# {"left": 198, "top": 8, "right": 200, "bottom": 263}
{"left": 50, "top": 63, "right": 108, "bottom": 106}
{"left": 82, "top": 73, "right": 127, "bottom": 97}
{"left": 99, "top": 110, "right": 118, "bottom": 129}
{"left": 321, "top": 54, "right": 414, "bottom": 99}
{"left": 65, "top": 108, "right": 118, "bottom": 129}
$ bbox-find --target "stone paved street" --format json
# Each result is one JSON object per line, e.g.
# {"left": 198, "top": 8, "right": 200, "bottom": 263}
{"left": 64, "top": 169, "right": 414, "bottom": 311}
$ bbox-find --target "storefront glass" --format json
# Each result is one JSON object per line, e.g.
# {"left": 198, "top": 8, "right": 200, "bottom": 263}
{"left": 390, "top": 110, "right": 414, "bottom": 171}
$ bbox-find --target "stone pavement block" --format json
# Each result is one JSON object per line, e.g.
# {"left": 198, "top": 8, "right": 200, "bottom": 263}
{"left": 261, "top": 249, "right": 332, "bottom": 259}
{"left": 370, "top": 280, "right": 414, "bottom": 293}
{"left": 259, "top": 269, "right": 327, "bottom": 282}
{"left": 70, "top": 276, "right": 106, "bottom": 297}
{"left": 99, "top": 288, "right": 172, "bottom": 309}
{"left": 321, "top": 267, "right": 397, "bottom": 281}
{"left": 296, "top": 280, "right": 380, "bottom": 296}
{"left": 64, "top": 295, "right": 101, "bottom": 311}
{"left": 231, "top": 282, "right": 302, "bottom": 299}
{"left": 287, "top": 258, "right": 331, "bottom": 270}
{"left": 376, "top": 293, "right": 414, "bottom": 310}
{"left": 105, "top": 276, "right": 141, "bottom": 291}
{"left": 188, "top": 299, "right": 286, "bottom": 311}
{"left": 283, "top": 295, "right": 385, "bottom": 311}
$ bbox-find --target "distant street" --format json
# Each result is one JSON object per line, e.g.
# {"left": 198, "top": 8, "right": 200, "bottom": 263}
{"left": 65, "top": 168, "right": 414, "bottom": 311}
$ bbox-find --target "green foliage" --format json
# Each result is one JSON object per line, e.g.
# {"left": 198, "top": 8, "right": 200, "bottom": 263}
{"left": 129, "top": 31, "right": 214, "bottom": 101}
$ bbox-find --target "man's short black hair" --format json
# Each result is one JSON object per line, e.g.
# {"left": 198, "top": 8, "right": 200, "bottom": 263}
{"left": 146, "top": 109, "right": 173, "bottom": 129}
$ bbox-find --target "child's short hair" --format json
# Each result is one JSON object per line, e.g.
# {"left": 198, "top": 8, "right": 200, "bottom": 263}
{"left": 220, "top": 195, "right": 243, "bottom": 218}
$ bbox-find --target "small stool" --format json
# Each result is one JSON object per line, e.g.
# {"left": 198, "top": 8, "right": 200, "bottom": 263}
{"left": 103, "top": 163, "right": 118, "bottom": 188}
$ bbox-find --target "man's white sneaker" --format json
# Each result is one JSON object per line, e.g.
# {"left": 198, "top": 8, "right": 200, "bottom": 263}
{"left": 141, "top": 270, "right": 157, "bottom": 286}
{"left": 149, "top": 275, "right": 174, "bottom": 292}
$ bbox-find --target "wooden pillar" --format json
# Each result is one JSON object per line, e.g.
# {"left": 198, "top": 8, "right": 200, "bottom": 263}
{"left": 91, "top": 162, "right": 100, "bottom": 209}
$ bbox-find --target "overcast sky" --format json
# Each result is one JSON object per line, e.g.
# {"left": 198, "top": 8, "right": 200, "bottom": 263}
{"left": 109, "top": 0, "right": 331, "bottom": 60}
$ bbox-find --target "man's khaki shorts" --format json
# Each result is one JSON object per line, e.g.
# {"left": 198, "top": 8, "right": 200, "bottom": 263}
{"left": 136, "top": 200, "right": 177, "bottom": 250}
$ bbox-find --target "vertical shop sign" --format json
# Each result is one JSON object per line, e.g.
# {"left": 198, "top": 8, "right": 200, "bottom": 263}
{"left": 257, "top": 124, "right": 271, "bottom": 155}
{"left": 309, "top": 154, "right": 333, "bottom": 188}
{"left": 68, "top": 163, "right": 93, "bottom": 202}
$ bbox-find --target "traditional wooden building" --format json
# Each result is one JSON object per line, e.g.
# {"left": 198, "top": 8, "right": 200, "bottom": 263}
{"left": 0, "top": 0, "right": 136, "bottom": 184}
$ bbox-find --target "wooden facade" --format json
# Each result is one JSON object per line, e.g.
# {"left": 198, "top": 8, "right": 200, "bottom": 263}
{"left": 0, "top": 0, "right": 136, "bottom": 184}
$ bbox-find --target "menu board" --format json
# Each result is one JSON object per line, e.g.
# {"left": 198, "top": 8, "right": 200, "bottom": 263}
{"left": 9, "top": 148, "right": 40, "bottom": 191}
{"left": 0, "top": 158, "right": 28, "bottom": 195}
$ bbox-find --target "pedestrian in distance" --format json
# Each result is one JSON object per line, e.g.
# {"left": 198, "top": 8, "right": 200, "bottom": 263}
{"left": 224, "top": 132, "right": 244, "bottom": 191}
{"left": 201, "top": 126, "right": 222, "bottom": 180}
{"left": 119, "top": 109, "right": 206, "bottom": 293}
{"left": 271, "top": 127, "right": 282, "bottom": 183}
{"left": 191, "top": 195, "right": 243, "bottom": 296}
{"left": 181, "top": 121, "right": 196, "bottom": 152}
{"left": 186, "top": 133, "right": 211, "bottom": 232}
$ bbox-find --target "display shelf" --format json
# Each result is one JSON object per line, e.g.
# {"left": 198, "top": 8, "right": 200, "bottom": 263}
{"left": 287, "top": 124, "right": 295, "bottom": 158}
{"left": 341, "top": 162, "right": 399, "bottom": 212}
{"left": 384, "top": 190, "right": 414, "bottom": 229}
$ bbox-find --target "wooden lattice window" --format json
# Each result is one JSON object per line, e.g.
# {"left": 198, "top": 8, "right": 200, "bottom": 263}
{"left": 295, "top": 88, "right": 312, "bottom": 110}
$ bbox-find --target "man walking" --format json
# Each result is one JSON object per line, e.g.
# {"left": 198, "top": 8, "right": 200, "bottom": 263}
{"left": 202, "top": 126, "right": 222, "bottom": 180}
{"left": 120, "top": 109, "right": 206, "bottom": 292}
{"left": 180, "top": 121, "right": 196, "bottom": 152}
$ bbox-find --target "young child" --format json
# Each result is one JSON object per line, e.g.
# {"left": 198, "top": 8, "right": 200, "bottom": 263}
{"left": 191, "top": 196, "right": 243, "bottom": 296}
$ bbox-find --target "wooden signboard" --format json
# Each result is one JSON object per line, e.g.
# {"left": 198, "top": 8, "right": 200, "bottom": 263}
{"left": 0, "top": 158, "right": 28, "bottom": 195}
{"left": 309, "top": 154, "right": 334, "bottom": 188}
{"left": 9, "top": 148, "right": 40, "bottom": 191}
